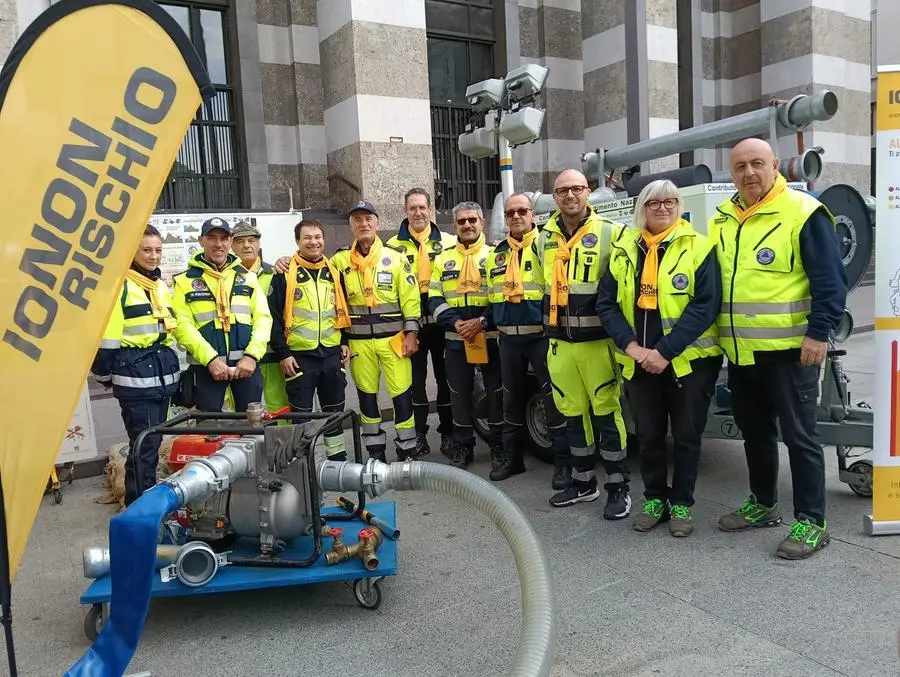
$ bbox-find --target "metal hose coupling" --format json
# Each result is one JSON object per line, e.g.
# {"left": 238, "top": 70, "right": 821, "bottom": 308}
{"left": 163, "top": 439, "right": 256, "bottom": 507}
{"left": 317, "top": 459, "right": 418, "bottom": 497}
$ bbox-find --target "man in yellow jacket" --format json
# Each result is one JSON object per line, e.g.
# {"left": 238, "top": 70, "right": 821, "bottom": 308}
{"left": 172, "top": 217, "right": 273, "bottom": 412}
{"left": 538, "top": 169, "right": 632, "bottom": 520}
{"left": 232, "top": 220, "right": 288, "bottom": 413}
{"left": 332, "top": 200, "right": 421, "bottom": 462}
{"left": 710, "top": 138, "right": 847, "bottom": 560}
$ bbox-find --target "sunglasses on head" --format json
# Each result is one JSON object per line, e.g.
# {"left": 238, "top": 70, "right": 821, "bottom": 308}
{"left": 504, "top": 208, "right": 531, "bottom": 218}
{"left": 456, "top": 217, "right": 479, "bottom": 225}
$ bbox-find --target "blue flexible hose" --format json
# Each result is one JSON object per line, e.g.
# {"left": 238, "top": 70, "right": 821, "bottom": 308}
{"left": 64, "top": 484, "right": 179, "bottom": 677}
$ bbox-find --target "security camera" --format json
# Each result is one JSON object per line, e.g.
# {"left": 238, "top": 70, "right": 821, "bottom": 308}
{"left": 465, "top": 78, "right": 505, "bottom": 114}
{"left": 499, "top": 107, "right": 545, "bottom": 147}
{"left": 458, "top": 126, "right": 498, "bottom": 160}
{"left": 504, "top": 64, "right": 549, "bottom": 102}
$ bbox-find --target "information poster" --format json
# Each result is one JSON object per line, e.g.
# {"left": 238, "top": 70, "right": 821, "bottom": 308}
{"left": 866, "top": 67, "right": 900, "bottom": 535}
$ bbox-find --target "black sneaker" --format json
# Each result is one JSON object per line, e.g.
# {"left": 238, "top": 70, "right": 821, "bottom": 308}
{"left": 551, "top": 464, "right": 571, "bottom": 490}
{"left": 603, "top": 486, "right": 632, "bottom": 520}
{"left": 549, "top": 484, "right": 600, "bottom": 508}
{"left": 414, "top": 433, "right": 431, "bottom": 458}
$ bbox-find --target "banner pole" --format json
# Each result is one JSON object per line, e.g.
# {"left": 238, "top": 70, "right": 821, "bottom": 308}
{"left": 0, "top": 472, "right": 19, "bottom": 676}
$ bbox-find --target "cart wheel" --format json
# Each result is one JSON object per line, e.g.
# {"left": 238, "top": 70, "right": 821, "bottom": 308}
{"left": 353, "top": 578, "right": 382, "bottom": 610}
{"left": 847, "top": 460, "right": 874, "bottom": 497}
{"left": 84, "top": 604, "right": 105, "bottom": 641}
{"left": 53, "top": 489, "right": 62, "bottom": 505}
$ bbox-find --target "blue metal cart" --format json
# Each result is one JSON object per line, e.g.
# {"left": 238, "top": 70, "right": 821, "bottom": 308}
{"left": 80, "top": 501, "right": 398, "bottom": 640}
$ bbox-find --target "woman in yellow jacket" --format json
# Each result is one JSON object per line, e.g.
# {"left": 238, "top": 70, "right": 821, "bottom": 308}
{"left": 596, "top": 180, "right": 723, "bottom": 537}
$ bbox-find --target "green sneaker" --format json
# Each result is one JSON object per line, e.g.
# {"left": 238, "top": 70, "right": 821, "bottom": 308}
{"left": 633, "top": 498, "right": 669, "bottom": 532}
{"left": 718, "top": 496, "right": 782, "bottom": 532}
{"left": 669, "top": 504, "right": 694, "bottom": 538}
{"left": 777, "top": 520, "right": 830, "bottom": 560}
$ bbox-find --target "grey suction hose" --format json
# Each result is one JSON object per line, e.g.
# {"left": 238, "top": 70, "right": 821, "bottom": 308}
{"left": 319, "top": 459, "right": 557, "bottom": 677}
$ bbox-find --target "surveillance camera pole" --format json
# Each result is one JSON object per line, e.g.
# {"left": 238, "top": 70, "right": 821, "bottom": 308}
{"left": 498, "top": 118, "right": 514, "bottom": 202}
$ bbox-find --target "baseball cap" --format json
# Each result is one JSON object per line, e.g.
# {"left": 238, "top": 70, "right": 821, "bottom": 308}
{"left": 348, "top": 200, "right": 378, "bottom": 218}
{"left": 200, "top": 217, "right": 232, "bottom": 236}
{"left": 231, "top": 220, "right": 261, "bottom": 239}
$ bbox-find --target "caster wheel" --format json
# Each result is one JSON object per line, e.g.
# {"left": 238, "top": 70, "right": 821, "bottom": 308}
{"left": 53, "top": 489, "right": 62, "bottom": 505}
{"left": 847, "top": 460, "right": 873, "bottom": 497}
{"left": 84, "top": 604, "right": 105, "bottom": 641}
{"left": 353, "top": 578, "right": 383, "bottom": 610}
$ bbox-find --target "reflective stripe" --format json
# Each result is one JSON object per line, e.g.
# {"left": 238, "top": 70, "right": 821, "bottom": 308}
{"left": 719, "top": 324, "right": 808, "bottom": 339}
{"left": 428, "top": 281, "right": 442, "bottom": 291}
{"left": 362, "top": 423, "right": 382, "bottom": 435}
{"left": 290, "top": 326, "right": 318, "bottom": 340}
{"left": 572, "top": 469, "right": 595, "bottom": 482}
{"left": 442, "top": 290, "right": 466, "bottom": 300}
{"left": 567, "top": 282, "right": 597, "bottom": 295}
{"left": 99, "top": 338, "right": 121, "bottom": 349}
{"left": 346, "top": 321, "right": 404, "bottom": 336}
{"left": 349, "top": 303, "right": 401, "bottom": 315}
{"left": 94, "top": 373, "right": 112, "bottom": 383}
{"left": 403, "top": 320, "right": 419, "bottom": 332}
{"left": 194, "top": 310, "right": 217, "bottom": 323}
{"left": 433, "top": 302, "right": 452, "bottom": 319}
{"left": 490, "top": 282, "right": 543, "bottom": 294}
{"left": 321, "top": 327, "right": 340, "bottom": 341}
{"left": 229, "top": 350, "right": 245, "bottom": 360}
{"left": 687, "top": 336, "right": 719, "bottom": 350}
{"left": 111, "top": 372, "right": 179, "bottom": 388}
{"left": 122, "top": 323, "right": 160, "bottom": 336}
{"left": 721, "top": 300, "right": 811, "bottom": 315}
{"left": 542, "top": 314, "right": 602, "bottom": 328}
{"left": 291, "top": 308, "right": 320, "bottom": 321}
{"left": 570, "top": 445, "right": 593, "bottom": 457}
{"left": 498, "top": 325, "right": 543, "bottom": 335}
{"left": 446, "top": 330, "right": 499, "bottom": 341}
{"left": 661, "top": 318, "right": 677, "bottom": 331}
{"left": 231, "top": 299, "right": 252, "bottom": 313}
{"left": 396, "top": 427, "right": 416, "bottom": 441}
{"left": 599, "top": 449, "right": 626, "bottom": 462}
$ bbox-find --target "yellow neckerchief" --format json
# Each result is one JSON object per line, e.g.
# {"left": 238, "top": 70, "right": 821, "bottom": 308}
{"left": 455, "top": 232, "right": 486, "bottom": 293}
{"left": 549, "top": 218, "right": 593, "bottom": 326}
{"left": 733, "top": 172, "right": 787, "bottom": 223}
{"left": 284, "top": 253, "right": 350, "bottom": 335}
{"left": 349, "top": 236, "right": 383, "bottom": 307}
{"left": 503, "top": 228, "right": 538, "bottom": 303}
{"left": 408, "top": 224, "right": 433, "bottom": 293}
{"left": 245, "top": 257, "right": 263, "bottom": 275}
{"left": 637, "top": 219, "right": 682, "bottom": 310}
{"left": 125, "top": 269, "right": 177, "bottom": 331}
{"left": 202, "top": 266, "right": 234, "bottom": 331}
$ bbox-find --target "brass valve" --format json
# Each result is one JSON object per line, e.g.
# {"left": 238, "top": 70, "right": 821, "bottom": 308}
{"left": 325, "top": 526, "right": 383, "bottom": 570}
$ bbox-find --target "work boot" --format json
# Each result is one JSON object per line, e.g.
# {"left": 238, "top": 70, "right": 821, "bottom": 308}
{"left": 551, "top": 462, "right": 571, "bottom": 490}
{"left": 548, "top": 482, "right": 600, "bottom": 508}
{"left": 603, "top": 485, "right": 632, "bottom": 520}
{"left": 718, "top": 496, "right": 783, "bottom": 532}
{"left": 668, "top": 504, "right": 694, "bottom": 538}
{"left": 489, "top": 444, "right": 525, "bottom": 482}
{"left": 414, "top": 433, "right": 431, "bottom": 458}
{"left": 440, "top": 434, "right": 454, "bottom": 459}
{"left": 776, "top": 519, "right": 830, "bottom": 560}
{"left": 451, "top": 441, "right": 474, "bottom": 469}
{"left": 368, "top": 449, "right": 387, "bottom": 464}
{"left": 633, "top": 498, "right": 669, "bottom": 532}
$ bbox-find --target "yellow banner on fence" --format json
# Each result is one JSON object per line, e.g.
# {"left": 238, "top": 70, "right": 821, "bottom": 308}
{"left": 0, "top": 0, "right": 212, "bottom": 576}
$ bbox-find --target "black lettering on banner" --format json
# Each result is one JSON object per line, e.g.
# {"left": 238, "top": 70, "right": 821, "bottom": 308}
{"left": 41, "top": 177, "right": 86, "bottom": 234}
{"left": 95, "top": 182, "right": 130, "bottom": 222}
{"left": 124, "top": 67, "right": 177, "bottom": 125}
{"left": 4, "top": 66, "right": 179, "bottom": 361}
{"left": 56, "top": 119, "right": 111, "bottom": 188}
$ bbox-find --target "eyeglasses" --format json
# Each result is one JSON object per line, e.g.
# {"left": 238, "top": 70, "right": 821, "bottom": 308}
{"left": 504, "top": 208, "right": 531, "bottom": 218}
{"left": 646, "top": 198, "right": 678, "bottom": 211}
{"left": 456, "top": 217, "right": 479, "bottom": 225}
{"left": 554, "top": 185, "right": 589, "bottom": 198}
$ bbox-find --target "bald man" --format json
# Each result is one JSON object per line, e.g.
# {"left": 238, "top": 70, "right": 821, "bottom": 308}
{"left": 710, "top": 138, "right": 846, "bottom": 560}
{"left": 537, "top": 169, "right": 632, "bottom": 520}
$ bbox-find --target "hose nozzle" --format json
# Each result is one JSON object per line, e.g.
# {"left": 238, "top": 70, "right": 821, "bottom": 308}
{"left": 317, "top": 458, "right": 417, "bottom": 497}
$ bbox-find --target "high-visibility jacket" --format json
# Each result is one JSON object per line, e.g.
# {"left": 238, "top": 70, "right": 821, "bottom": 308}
{"left": 268, "top": 262, "right": 343, "bottom": 357}
{"left": 92, "top": 271, "right": 181, "bottom": 400}
{"left": 387, "top": 220, "right": 457, "bottom": 324}
{"left": 709, "top": 187, "right": 832, "bottom": 365}
{"left": 608, "top": 222, "right": 722, "bottom": 378}
{"left": 247, "top": 260, "right": 277, "bottom": 364}
{"left": 428, "top": 237, "right": 496, "bottom": 343}
{"left": 171, "top": 252, "right": 272, "bottom": 366}
{"left": 331, "top": 238, "right": 421, "bottom": 340}
{"left": 485, "top": 232, "right": 544, "bottom": 336}
{"left": 537, "top": 206, "right": 625, "bottom": 342}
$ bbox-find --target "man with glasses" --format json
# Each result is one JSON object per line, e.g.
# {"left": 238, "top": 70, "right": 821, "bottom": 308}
{"left": 486, "top": 193, "right": 569, "bottom": 483}
{"left": 537, "top": 170, "right": 632, "bottom": 520}
{"left": 387, "top": 188, "right": 457, "bottom": 459}
{"left": 428, "top": 202, "right": 503, "bottom": 470}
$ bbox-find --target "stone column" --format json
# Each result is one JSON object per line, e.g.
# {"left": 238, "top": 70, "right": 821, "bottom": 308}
{"left": 515, "top": 0, "right": 585, "bottom": 192}
{"left": 639, "top": 0, "right": 681, "bottom": 174}
{"left": 317, "top": 0, "right": 433, "bottom": 227}
{"left": 759, "top": 0, "right": 871, "bottom": 191}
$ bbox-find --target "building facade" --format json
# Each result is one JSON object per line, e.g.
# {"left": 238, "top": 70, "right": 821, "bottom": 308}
{"left": 1, "top": 0, "right": 877, "bottom": 227}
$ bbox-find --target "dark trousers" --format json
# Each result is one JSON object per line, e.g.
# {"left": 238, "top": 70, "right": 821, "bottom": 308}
{"left": 499, "top": 335, "right": 567, "bottom": 462}
{"left": 190, "top": 364, "right": 263, "bottom": 413}
{"left": 728, "top": 360, "right": 826, "bottom": 524}
{"left": 119, "top": 398, "right": 170, "bottom": 505}
{"left": 284, "top": 352, "right": 347, "bottom": 443}
{"left": 444, "top": 340, "right": 502, "bottom": 447}
{"left": 411, "top": 323, "right": 452, "bottom": 436}
{"left": 626, "top": 357, "right": 720, "bottom": 506}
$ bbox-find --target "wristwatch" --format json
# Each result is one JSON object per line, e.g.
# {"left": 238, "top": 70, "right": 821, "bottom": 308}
{"left": 480, "top": 317, "right": 488, "bottom": 330}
